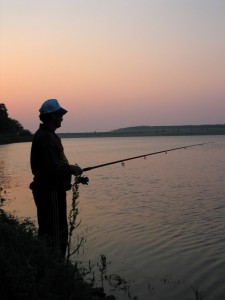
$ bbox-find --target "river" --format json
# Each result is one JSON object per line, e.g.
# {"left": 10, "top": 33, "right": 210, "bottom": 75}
{"left": 0, "top": 135, "right": 224, "bottom": 300}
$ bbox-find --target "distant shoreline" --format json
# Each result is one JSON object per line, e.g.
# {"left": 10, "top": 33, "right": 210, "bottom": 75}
{"left": 1, "top": 124, "right": 225, "bottom": 145}
{"left": 59, "top": 124, "right": 225, "bottom": 138}
{"left": 0, "top": 133, "right": 33, "bottom": 145}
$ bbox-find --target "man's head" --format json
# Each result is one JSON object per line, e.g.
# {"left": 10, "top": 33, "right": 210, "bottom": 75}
{"left": 39, "top": 99, "right": 67, "bottom": 129}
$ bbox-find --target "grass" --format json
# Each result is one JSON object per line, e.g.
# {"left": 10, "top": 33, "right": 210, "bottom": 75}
{"left": 0, "top": 208, "right": 115, "bottom": 300}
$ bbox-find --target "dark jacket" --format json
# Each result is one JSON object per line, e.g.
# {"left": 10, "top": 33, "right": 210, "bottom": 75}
{"left": 30, "top": 124, "right": 72, "bottom": 191}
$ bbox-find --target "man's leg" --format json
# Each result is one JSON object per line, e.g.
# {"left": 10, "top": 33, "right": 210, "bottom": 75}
{"left": 33, "top": 189, "right": 68, "bottom": 257}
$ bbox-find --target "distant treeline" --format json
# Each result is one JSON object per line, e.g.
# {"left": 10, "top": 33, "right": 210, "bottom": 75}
{"left": 0, "top": 103, "right": 32, "bottom": 145}
{"left": 59, "top": 124, "right": 225, "bottom": 138}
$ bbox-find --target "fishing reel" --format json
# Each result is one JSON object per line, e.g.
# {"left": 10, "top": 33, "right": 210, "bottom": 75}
{"left": 77, "top": 176, "right": 89, "bottom": 185}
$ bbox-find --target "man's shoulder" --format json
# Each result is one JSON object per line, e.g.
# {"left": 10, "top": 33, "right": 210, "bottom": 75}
{"left": 33, "top": 127, "right": 61, "bottom": 147}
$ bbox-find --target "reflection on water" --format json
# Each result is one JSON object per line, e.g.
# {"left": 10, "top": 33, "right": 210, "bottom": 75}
{"left": 0, "top": 142, "right": 37, "bottom": 220}
{"left": 0, "top": 136, "right": 225, "bottom": 299}
{"left": 0, "top": 146, "right": 9, "bottom": 189}
{"left": 0, "top": 145, "right": 11, "bottom": 205}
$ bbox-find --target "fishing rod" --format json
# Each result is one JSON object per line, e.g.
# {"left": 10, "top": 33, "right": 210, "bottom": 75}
{"left": 82, "top": 142, "right": 213, "bottom": 173}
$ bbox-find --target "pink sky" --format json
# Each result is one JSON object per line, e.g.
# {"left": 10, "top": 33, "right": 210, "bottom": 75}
{"left": 1, "top": 0, "right": 224, "bottom": 133}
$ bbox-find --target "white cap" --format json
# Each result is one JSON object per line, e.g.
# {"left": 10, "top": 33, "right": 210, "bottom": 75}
{"left": 39, "top": 99, "right": 67, "bottom": 115}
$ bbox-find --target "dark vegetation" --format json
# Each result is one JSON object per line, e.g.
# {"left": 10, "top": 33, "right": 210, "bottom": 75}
{"left": 0, "top": 208, "right": 116, "bottom": 300}
{"left": 0, "top": 103, "right": 32, "bottom": 144}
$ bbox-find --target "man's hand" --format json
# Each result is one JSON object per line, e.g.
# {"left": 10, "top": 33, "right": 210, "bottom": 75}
{"left": 70, "top": 164, "right": 83, "bottom": 176}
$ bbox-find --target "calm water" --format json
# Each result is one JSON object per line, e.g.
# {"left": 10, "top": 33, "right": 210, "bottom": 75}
{"left": 0, "top": 136, "right": 225, "bottom": 300}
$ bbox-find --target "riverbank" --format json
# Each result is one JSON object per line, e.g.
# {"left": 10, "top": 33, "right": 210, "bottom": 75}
{"left": 0, "top": 207, "right": 115, "bottom": 300}
{"left": 0, "top": 133, "right": 33, "bottom": 145}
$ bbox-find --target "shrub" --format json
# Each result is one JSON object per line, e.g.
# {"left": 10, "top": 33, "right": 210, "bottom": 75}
{"left": 0, "top": 209, "right": 94, "bottom": 300}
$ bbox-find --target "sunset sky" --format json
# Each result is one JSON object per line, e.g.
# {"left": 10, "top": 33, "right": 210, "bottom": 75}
{"left": 1, "top": 0, "right": 224, "bottom": 133}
